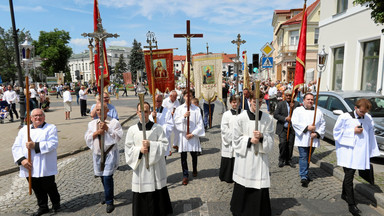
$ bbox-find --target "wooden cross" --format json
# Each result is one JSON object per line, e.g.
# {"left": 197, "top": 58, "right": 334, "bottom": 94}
{"left": 174, "top": 20, "right": 203, "bottom": 134}
{"left": 231, "top": 34, "right": 246, "bottom": 115}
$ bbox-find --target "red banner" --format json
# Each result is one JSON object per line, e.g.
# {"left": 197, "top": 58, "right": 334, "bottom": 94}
{"left": 144, "top": 49, "right": 174, "bottom": 94}
{"left": 293, "top": 9, "right": 307, "bottom": 97}
{"left": 94, "top": 0, "right": 110, "bottom": 93}
{"left": 123, "top": 72, "right": 132, "bottom": 85}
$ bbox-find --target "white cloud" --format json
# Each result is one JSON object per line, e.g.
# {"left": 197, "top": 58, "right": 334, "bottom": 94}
{"left": 70, "top": 38, "right": 89, "bottom": 46}
{"left": 62, "top": 7, "right": 92, "bottom": 15}
{"left": 109, "top": 40, "right": 129, "bottom": 46}
{"left": 0, "top": 4, "right": 45, "bottom": 12}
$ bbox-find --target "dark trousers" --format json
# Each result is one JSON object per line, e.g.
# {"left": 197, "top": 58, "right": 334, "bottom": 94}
{"left": 278, "top": 128, "right": 295, "bottom": 163}
{"left": 27, "top": 175, "right": 60, "bottom": 210}
{"left": 8, "top": 103, "right": 18, "bottom": 120}
{"left": 122, "top": 89, "right": 128, "bottom": 96}
{"left": 342, "top": 167, "right": 356, "bottom": 205}
{"left": 203, "top": 103, "right": 215, "bottom": 128}
{"left": 181, "top": 152, "right": 198, "bottom": 178}
{"left": 101, "top": 175, "right": 114, "bottom": 205}
{"left": 80, "top": 99, "right": 87, "bottom": 116}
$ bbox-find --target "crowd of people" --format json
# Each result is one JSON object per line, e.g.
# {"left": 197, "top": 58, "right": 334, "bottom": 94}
{"left": 4, "top": 77, "right": 381, "bottom": 216}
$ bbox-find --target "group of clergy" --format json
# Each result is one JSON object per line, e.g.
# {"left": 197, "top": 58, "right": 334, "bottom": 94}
{"left": 219, "top": 89, "right": 380, "bottom": 216}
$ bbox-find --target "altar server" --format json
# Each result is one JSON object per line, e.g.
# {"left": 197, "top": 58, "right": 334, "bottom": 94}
{"left": 333, "top": 98, "right": 380, "bottom": 216}
{"left": 230, "top": 94, "right": 274, "bottom": 216}
{"left": 125, "top": 101, "right": 173, "bottom": 216}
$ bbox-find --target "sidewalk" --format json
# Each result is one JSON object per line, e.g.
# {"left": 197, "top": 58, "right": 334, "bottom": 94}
{"left": 0, "top": 92, "right": 137, "bottom": 176}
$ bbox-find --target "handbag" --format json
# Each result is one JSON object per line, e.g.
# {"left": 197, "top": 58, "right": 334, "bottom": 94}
{"left": 264, "top": 93, "right": 269, "bottom": 100}
{"left": 359, "top": 164, "right": 374, "bottom": 185}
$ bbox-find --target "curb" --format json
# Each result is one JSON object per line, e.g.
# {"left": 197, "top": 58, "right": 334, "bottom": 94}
{"left": 0, "top": 113, "right": 137, "bottom": 177}
{"left": 311, "top": 153, "right": 384, "bottom": 209}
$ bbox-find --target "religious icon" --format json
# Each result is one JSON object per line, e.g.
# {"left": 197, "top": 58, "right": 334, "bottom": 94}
{"left": 153, "top": 59, "right": 168, "bottom": 78}
{"left": 202, "top": 65, "right": 215, "bottom": 84}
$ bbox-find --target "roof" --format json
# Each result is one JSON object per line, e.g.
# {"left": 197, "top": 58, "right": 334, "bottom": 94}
{"left": 274, "top": 10, "right": 291, "bottom": 14}
{"left": 282, "top": 0, "right": 320, "bottom": 26}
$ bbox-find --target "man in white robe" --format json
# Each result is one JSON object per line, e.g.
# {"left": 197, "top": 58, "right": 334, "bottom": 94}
{"left": 174, "top": 90, "right": 205, "bottom": 185}
{"left": 150, "top": 94, "right": 174, "bottom": 157}
{"left": 291, "top": 93, "right": 325, "bottom": 187}
{"left": 219, "top": 95, "right": 238, "bottom": 183}
{"left": 125, "top": 101, "right": 173, "bottom": 216}
{"left": 162, "top": 90, "right": 180, "bottom": 151}
{"left": 12, "top": 108, "right": 61, "bottom": 216}
{"left": 230, "top": 93, "right": 274, "bottom": 216}
{"left": 333, "top": 98, "right": 380, "bottom": 216}
{"left": 84, "top": 102, "right": 123, "bottom": 213}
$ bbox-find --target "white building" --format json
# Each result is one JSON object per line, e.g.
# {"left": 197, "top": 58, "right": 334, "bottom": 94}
{"left": 68, "top": 46, "right": 131, "bottom": 83}
{"left": 318, "top": 0, "right": 384, "bottom": 92}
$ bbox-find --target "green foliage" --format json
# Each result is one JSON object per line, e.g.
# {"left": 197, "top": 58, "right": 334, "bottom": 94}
{"left": 128, "top": 39, "right": 145, "bottom": 82}
{"left": 114, "top": 53, "right": 128, "bottom": 83}
{"left": 354, "top": 0, "right": 384, "bottom": 24}
{"left": 33, "top": 28, "right": 73, "bottom": 82}
{"left": 0, "top": 27, "right": 31, "bottom": 84}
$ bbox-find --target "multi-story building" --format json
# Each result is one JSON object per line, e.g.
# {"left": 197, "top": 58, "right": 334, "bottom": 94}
{"left": 68, "top": 46, "right": 131, "bottom": 83}
{"left": 318, "top": 0, "right": 384, "bottom": 92}
{"left": 271, "top": 0, "right": 320, "bottom": 83}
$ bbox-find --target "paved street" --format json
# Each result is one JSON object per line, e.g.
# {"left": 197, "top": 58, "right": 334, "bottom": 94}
{"left": 0, "top": 94, "right": 384, "bottom": 215}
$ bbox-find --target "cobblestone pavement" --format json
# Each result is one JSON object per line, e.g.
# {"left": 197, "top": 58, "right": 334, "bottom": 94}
{"left": 0, "top": 102, "right": 383, "bottom": 215}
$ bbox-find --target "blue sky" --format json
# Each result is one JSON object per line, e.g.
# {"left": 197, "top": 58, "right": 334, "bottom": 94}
{"left": 0, "top": 0, "right": 315, "bottom": 57}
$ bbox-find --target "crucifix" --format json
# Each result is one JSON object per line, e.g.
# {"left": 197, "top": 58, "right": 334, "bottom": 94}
{"left": 144, "top": 31, "right": 158, "bottom": 123}
{"left": 82, "top": 18, "right": 119, "bottom": 171}
{"left": 231, "top": 33, "right": 246, "bottom": 115}
{"left": 206, "top": 42, "right": 209, "bottom": 55}
{"left": 174, "top": 20, "right": 203, "bottom": 134}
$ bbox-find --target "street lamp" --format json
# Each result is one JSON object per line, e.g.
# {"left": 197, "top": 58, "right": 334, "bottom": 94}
{"left": 317, "top": 45, "right": 328, "bottom": 72}
{"left": 19, "top": 37, "right": 34, "bottom": 128}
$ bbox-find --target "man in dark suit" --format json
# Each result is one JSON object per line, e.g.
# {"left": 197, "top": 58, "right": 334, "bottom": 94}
{"left": 273, "top": 90, "right": 300, "bottom": 168}
{"left": 238, "top": 88, "right": 251, "bottom": 112}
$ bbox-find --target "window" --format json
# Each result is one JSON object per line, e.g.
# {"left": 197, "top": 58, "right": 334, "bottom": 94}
{"left": 332, "top": 47, "right": 344, "bottom": 90}
{"left": 317, "top": 95, "right": 328, "bottom": 108}
{"left": 289, "top": 30, "right": 299, "bottom": 46}
{"left": 314, "top": 28, "right": 319, "bottom": 45}
{"left": 337, "top": 0, "right": 348, "bottom": 14}
{"left": 115, "top": 54, "right": 118, "bottom": 58}
{"left": 327, "top": 96, "right": 347, "bottom": 112}
{"left": 361, "top": 40, "right": 380, "bottom": 91}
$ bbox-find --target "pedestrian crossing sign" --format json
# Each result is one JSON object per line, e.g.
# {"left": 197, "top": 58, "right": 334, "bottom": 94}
{"left": 262, "top": 57, "right": 273, "bottom": 68}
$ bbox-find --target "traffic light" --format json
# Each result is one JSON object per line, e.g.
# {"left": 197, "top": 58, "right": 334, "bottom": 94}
{"left": 252, "top": 54, "right": 259, "bottom": 70}
{"left": 248, "top": 63, "right": 253, "bottom": 73}
{"left": 228, "top": 65, "right": 233, "bottom": 76}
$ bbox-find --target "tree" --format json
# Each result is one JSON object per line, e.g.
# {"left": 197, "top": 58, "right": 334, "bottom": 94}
{"left": 0, "top": 27, "right": 31, "bottom": 84}
{"left": 354, "top": 0, "right": 384, "bottom": 25}
{"left": 128, "top": 39, "right": 145, "bottom": 82}
{"left": 33, "top": 28, "right": 73, "bottom": 82}
{"left": 114, "top": 53, "right": 128, "bottom": 83}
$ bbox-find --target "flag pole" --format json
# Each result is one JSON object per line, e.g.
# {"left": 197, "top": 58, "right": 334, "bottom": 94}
{"left": 287, "top": 0, "right": 307, "bottom": 140}
{"left": 307, "top": 73, "right": 321, "bottom": 163}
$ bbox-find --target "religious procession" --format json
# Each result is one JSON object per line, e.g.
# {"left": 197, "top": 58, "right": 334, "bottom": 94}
{"left": 2, "top": 0, "right": 384, "bottom": 216}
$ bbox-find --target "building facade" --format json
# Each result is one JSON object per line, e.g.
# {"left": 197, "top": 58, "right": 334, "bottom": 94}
{"left": 318, "top": 0, "right": 384, "bottom": 92}
{"left": 271, "top": 0, "right": 320, "bottom": 83}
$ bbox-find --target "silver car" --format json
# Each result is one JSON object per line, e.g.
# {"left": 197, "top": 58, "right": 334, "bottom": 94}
{"left": 315, "top": 91, "right": 384, "bottom": 157}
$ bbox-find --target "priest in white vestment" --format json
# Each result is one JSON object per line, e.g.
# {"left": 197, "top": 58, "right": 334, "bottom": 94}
{"left": 125, "top": 101, "right": 173, "bottom": 216}
{"left": 174, "top": 90, "right": 205, "bottom": 185}
{"left": 162, "top": 90, "right": 180, "bottom": 151}
{"left": 333, "top": 98, "right": 380, "bottom": 216}
{"left": 12, "top": 108, "right": 61, "bottom": 215}
{"left": 291, "top": 93, "right": 325, "bottom": 187}
{"left": 84, "top": 102, "right": 123, "bottom": 213}
{"left": 230, "top": 93, "right": 274, "bottom": 216}
{"left": 219, "top": 95, "right": 238, "bottom": 183}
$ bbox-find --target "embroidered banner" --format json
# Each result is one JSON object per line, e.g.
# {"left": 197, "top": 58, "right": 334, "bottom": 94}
{"left": 193, "top": 54, "right": 223, "bottom": 102}
{"left": 144, "top": 49, "right": 174, "bottom": 94}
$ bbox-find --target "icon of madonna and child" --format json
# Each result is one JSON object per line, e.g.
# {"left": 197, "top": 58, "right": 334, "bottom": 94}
{"left": 202, "top": 65, "right": 215, "bottom": 84}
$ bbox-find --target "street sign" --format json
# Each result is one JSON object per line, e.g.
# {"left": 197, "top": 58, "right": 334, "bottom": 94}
{"left": 260, "top": 42, "right": 274, "bottom": 57}
{"left": 262, "top": 57, "right": 273, "bottom": 68}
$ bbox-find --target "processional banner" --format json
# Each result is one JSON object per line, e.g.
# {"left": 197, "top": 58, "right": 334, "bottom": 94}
{"left": 123, "top": 72, "right": 132, "bottom": 85}
{"left": 193, "top": 54, "right": 223, "bottom": 102}
{"left": 144, "top": 49, "right": 174, "bottom": 94}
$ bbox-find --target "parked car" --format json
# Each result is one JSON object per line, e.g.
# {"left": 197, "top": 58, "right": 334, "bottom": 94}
{"left": 315, "top": 91, "right": 384, "bottom": 157}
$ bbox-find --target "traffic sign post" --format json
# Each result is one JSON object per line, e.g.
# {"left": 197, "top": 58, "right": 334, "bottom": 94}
{"left": 260, "top": 43, "right": 274, "bottom": 57}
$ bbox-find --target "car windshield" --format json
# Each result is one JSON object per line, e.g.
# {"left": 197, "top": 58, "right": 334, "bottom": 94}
{"left": 345, "top": 97, "right": 384, "bottom": 117}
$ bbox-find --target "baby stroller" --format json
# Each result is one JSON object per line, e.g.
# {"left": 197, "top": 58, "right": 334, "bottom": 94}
{"left": 0, "top": 101, "right": 9, "bottom": 124}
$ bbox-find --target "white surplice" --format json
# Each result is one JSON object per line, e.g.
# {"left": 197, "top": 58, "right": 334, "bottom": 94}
{"left": 333, "top": 112, "right": 380, "bottom": 170}
{"left": 221, "top": 109, "right": 237, "bottom": 158}
{"left": 84, "top": 117, "right": 123, "bottom": 176}
{"left": 291, "top": 106, "right": 325, "bottom": 148}
{"left": 125, "top": 122, "right": 169, "bottom": 193}
{"left": 232, "top": 111, "right": 274, "bottom": 189}
{"left": 174, "top": 104, "right": 205, "bottom": 152}
{"left": 149, "top": 106, "right": 174, "bottom": 156}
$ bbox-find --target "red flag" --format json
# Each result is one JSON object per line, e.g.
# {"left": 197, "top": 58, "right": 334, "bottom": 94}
{"left": 94, "top": 0, "right": 110, "bottom": 92}
{"left": 293, "top": 9, "right": 307, "bottom": 97}
{"left": 144, "top": 49, "right": 175, "bottom": 94}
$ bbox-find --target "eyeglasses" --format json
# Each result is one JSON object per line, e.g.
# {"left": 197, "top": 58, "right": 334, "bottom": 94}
{"left": 32, "top": 114, "right": 44, "bottom": 118}
{"left": 357, "top": 108, "right": 367, "bottom": 115}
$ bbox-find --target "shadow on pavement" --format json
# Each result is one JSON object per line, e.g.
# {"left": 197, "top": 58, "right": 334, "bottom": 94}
{"left": 171, "top": 197, "right": 203, "bottom": 215}
{"left": 270, "top": 198, "right": 299, "bottom": 215}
